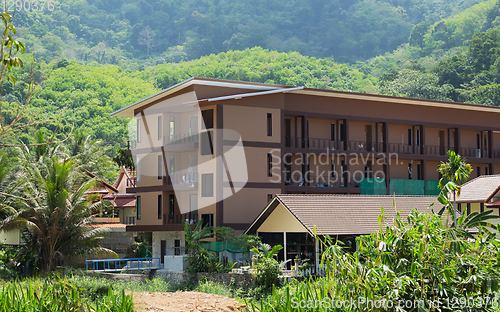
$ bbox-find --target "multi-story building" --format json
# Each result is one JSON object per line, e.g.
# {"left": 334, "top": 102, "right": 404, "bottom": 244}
{"left": 110, "top": 77, "right": 500, "bottom": 265}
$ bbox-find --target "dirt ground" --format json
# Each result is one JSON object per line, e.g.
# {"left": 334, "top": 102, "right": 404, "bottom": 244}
{"left": 131, "top": 291, "right": 248, "bottom": 312}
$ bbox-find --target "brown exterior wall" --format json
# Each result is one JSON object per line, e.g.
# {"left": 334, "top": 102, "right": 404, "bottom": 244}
{"left": 284, "top": 93, "right": 500, "bottom": 130}
{"left": 223, "top": 105, "right": 281, "bottom": 143}
{"left": 222, "top": 188, "right": 281, "bottom": 224}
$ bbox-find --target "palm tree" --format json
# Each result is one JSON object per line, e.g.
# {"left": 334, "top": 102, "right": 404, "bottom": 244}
{"left": 183, "top": 220, "right": 213, "bottom": 265}
{"left": 0, "top": 146, "right": 114, "bottom": 272}
{"left": 66, "top": 129, "right": 115, "bottom": 182}
{"left": 251, "top": 242, "right": 283, "bottom": 260}
{"left": 438, "top": 150, "right": 472, "bottom": 227}
{"left": 0, "top": 153, "right": 22, "bottom": 221}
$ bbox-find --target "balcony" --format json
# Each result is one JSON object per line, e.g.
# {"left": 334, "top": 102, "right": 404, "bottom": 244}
{"left": 164, "top": 172, "right": 198, "bottom": 186}
{"left": 285, "top": 137, "right": 345, "bottom": 150}
{"left": 460, "top": 147, "right": 488, "bottom": 159}
{"left": 168, "top": 133, "right": 199, "bottom": 144}
{"left": 163, "top": 212, "right": 199, "bottom": 225}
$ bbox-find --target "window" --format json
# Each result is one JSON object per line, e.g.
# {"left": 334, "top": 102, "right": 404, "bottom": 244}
{"left": 200, "top": 131, "right": 213, "bottom": 155}
{"left": 169, "top": 155, "right": 175, "bottom": 175}
{"left": 480, "top": 203, "right": 484, "bottom": 213}
{"left": 331, "top": 123, "right": 335, "bottom": 141}
{"left": 267, "top": 194, "right": 273, "bottom": 202}
{"left": 267, "top": 153, "right": 273, "bottom": 177}
{"left": 417, "top": 163, "right": 421, "bottom": 180}
{"left": 201, "top": 109, "right": 214, "bottom": 129}
{"left": 201, "top": 213, "right": 214, "bottom": 227}
{"left": 477, "top": 134, "right": 480, "bottom": 149}
{"left": 136, "top": 196, "right": 141, "bottom": 220}
{"left": 416, "top": 129, "right": 420, "bottom": 146}
{"left": 457, "top": 203, "right": 462, "bottom": 213}
{"left": 169, "top": 195, "right": 175, "bottom": 218}
{"left": 189, "top": 115, "right": 198, "bottom": 141}
{"left": 408, "top": 129, "right": 412, "bottom": 146}
{"left": 340, "top": 123, "right": 345, "bottom": 141}
{"left": 137, "top": 119, "right": 141, "bottom": 143}
{"left": 158, "top": 116, "right": 162, "bottom": 140}
{"left": 136, "top": 157, "right": 141, "bottom": 182}
{"left": 485, "top": 166, "right": 489, "bottom": 175}
{"left": 467, "top": 203, "right": 471, "bottom": 215}
{"left": 174, "top": 239, "right": 181, "bottom": 255}
{"left": 190, "top": 194, "right": 198, "bottom": 212}
{"left": 331, "top": 159, "right": 335, "bottom": 178}
{"left": 158, "top": 195, "right": 162, "bottom": 219}
{"left": 169, "top": 116, "right": 175, "bottom": 141}
{"left": 408, "top": 163, "right": 412, "bottom": 179}
{"left": 477, "top": 166, "right": 481, "bottom": 177}
{"left": 202, "top": 173, "right": 214, "bottom": 197}
{"left": 267, "top": 113, "right": 272, "bottom": 136}
{"left": 158, "top": 155, "right": 163, "bottom": 180}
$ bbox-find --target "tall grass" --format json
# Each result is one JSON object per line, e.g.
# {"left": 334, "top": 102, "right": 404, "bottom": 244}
{"left": 0, "top": 278, "right": 134, "bottom": 312}
{"left": 66, "top": 274, "right": 171, "bottom": 297}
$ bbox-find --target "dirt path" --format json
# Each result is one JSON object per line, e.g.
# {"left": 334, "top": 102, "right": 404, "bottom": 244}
{"left": 131, "top": 291, "right": 248, "bottom": 312}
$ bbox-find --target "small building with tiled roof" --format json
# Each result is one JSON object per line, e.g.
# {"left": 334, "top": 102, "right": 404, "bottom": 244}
{"left": 455, "top": 175, "right": 500, "bottom": 224}
{"left": 246, "top": 194, "right": 443, "bottom": 269}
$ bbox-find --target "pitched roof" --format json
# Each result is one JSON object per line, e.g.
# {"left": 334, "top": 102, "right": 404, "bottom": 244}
{"left": 455, "top": 175, "right": 500, "bottom": 203}
{"left": 85, "top": 170, "right": 118, "bottom": 193}
{"left": 246, "top": 195, "right": 444, "bottom": 236}
{"left": 110, "top": 77, "right": 500, "bottom": 118}
{"left": 105, "top": 196, "right": 136, "bottom": 208}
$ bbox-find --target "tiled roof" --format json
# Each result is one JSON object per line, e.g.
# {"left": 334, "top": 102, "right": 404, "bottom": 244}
{"left": 92, "top": 223, "right": 126, "bottom": 228}
{"left": 105, "top": 197, "right": 136, "bottom": 208}
{"left": 248, "top": 195, "right": 444, "bottom": 236}
{"left": 455, "top": 175, "right": 500, "bottom": 203}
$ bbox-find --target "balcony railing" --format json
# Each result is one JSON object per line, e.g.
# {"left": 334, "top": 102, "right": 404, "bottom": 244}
{"left": 168, "top": 133, "right": 199, "bottom": 144}
{"left": 284, "top": 135, "right": 500, "bottom": 160}
{"left": 307, "top": 138, "right": 336, "bottom": 150}
{"left": 164, "top": 172, "right": 199, "bottom": 185}
{"left": 125, "top": 216, "right": 136, "bottom": 225}
{"left": 163, "top": 212, "right": 199, "bottom": 225}
{"left": 387, "top": 143, "right": 421, "bottom": 155}
{"left": 424, "top": 145, "right": 448, "bottom": 156}
{"left": 460, "top": 148, "right": 488, "bottom": 159}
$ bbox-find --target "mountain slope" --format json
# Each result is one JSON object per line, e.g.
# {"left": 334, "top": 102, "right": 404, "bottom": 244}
{"left": 12, "top": 0, "right": 484, "bottom": 67}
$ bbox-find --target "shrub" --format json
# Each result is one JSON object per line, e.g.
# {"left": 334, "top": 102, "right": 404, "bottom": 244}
{"left": 253, "top": 257, "right": 280, "bottom": 289}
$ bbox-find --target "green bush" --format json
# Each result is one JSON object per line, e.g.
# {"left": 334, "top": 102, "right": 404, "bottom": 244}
{"left": 253, "top": 257, "right": 281, "bottom": 289}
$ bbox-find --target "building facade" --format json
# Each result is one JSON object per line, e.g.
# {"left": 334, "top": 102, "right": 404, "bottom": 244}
{"left": 110, "top": 77, "right": 500, "bottom": 264}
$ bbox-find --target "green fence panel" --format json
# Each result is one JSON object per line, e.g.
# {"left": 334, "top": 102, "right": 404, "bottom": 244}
{"left": 425, "top": 180, "right": 440, "bottom": 195}
{"left": 407, "top": 179, "right": 425, "bottom": 195}
{"left": 201, "top": 241, "right": 246, "bottom": 253}
{"left": 360, "top": 178, "right": 386, "bottom": 195}
{"left": 373, "top": 178, "right": 387, "bottom": 195}
{"left": 389, "top": 179, "right": 406, "bottom": 195}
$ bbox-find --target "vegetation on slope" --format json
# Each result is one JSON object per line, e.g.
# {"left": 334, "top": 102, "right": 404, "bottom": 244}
{"left": 11, "top": 0, "right": 484, "bottom": 66}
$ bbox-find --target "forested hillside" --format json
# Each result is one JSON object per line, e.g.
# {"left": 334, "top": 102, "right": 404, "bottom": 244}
{"left": 12, "top": 0, "right": 484, "bottom": 66}
{"left": 3, "top": 48, "right": 375, "bottom": 151}
{"left": 3, "top": 0, "right": 500, "bottom": 175}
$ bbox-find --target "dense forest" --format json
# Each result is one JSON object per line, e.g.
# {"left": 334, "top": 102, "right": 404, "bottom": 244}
{"left": 2, "top": 0, "right": 500, "bottom": 179}
{"left": 10, "top": 0, "right": 488, "bottom": 66}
